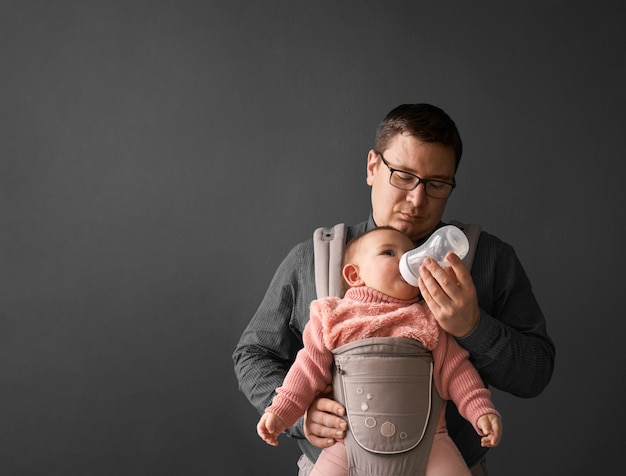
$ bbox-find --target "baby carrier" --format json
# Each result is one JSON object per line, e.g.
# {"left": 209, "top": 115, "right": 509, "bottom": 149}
{"left": 313, "top": 222, "right": 480, "bottom": 475}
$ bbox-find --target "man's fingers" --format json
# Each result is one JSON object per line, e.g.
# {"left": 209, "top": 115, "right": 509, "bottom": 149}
{"left": 311, "top": 396, "right": 346, "bottom": 418}
{"left": 303, "top": 423, "right": 337, "bottom": 448}
{"left": 304, "top": 395, "right": 347, "bottom": 448}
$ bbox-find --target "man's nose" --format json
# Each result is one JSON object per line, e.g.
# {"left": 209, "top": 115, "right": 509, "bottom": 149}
{"left": 405, "top": 182, "right": 428, "bottom": 206}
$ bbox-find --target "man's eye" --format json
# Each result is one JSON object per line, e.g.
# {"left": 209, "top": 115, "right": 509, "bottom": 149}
{"left": 429, "top": 181, "right": 446, "bottom": 190}
{"left": 395, "top": 172, "right": 415, "bottom": 183}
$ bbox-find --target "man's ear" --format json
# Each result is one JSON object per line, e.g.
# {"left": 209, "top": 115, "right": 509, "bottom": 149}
{"left": 343, "top": 263, "right": 363, "bottom": 287}
{"left": 366, "top": 149, "right": 380, "bottom": 186}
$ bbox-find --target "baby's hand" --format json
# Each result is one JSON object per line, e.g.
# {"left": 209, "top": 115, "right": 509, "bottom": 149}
{"left": 476, "top": 413, "right": 502, "bottom": 447}
{"left": 257, "top": 412, "right": 287, "bottom": 446}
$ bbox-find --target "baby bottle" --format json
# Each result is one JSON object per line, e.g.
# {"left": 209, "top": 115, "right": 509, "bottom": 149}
{"left": 399, "top": 225, "right": 469, "bottom": 287}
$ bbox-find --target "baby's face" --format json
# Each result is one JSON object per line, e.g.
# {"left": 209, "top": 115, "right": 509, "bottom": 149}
{"left": 353, "top": 228, "right": 419, "bottom": 300}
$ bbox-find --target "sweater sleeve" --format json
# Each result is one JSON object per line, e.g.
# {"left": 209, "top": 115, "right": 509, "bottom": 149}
{"left": 457, "top": 232, "right": 555, "bottom": 398}
{"left": 232, "top": 239, "right": 318, "bottom": 440}
{"left": 433, "top": 332, "right": 500, "bottom": 434}
{"left": 265, "top": 302, "right": 334, "bottom": 427}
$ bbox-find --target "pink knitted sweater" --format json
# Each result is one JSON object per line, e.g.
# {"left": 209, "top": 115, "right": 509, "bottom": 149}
{"left": 266, "top": 286, "right": 499, "bottom": 435}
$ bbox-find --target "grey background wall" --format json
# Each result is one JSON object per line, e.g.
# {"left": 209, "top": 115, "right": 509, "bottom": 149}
{"left": 2, "top": 1, "right": 624, "bottom": 475}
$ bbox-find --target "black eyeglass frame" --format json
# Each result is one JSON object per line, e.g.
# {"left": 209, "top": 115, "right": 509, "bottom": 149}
{"left": 375, "top": 151, "right": 456, "bottom": 199}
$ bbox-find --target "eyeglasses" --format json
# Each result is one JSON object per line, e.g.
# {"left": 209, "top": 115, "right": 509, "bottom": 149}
{"left": 376, "top": 151, "right": 456, "bottom": 199}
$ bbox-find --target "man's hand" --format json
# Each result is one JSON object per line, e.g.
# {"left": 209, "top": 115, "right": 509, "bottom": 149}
{"left": 418, "top": 252, "right": 480, "bottom": 337}
{"left": 303, "top": 385, "right": 347, "bottom": 448}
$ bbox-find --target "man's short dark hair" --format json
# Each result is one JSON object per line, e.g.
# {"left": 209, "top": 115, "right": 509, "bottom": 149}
{"left": 375, "top": 103, "right": 463, "bottom": 171}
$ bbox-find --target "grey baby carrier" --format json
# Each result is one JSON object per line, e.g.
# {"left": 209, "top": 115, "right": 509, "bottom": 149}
{"left": 313, "top": 222, "right": 480, "bottom": 475}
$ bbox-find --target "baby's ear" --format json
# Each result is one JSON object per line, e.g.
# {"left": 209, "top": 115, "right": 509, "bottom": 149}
{"left": 342, "top": 264, "right": 363, "bottom": 287}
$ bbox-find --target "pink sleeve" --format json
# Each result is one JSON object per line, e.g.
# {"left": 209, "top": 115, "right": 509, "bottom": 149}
{"left": 265, "top": 303, "right": 334, "bottom": 427}
{"left": 432, "top": 332, "right": 500, "bottom": 434}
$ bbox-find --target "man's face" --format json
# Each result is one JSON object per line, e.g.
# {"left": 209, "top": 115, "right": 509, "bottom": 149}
{"left": 366, "top": 133, "right": 456, "bottom": 242}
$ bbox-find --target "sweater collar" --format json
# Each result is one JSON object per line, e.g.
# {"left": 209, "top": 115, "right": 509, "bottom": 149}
{"left": 344, "top": 286, "right": 421, "bottom": 306}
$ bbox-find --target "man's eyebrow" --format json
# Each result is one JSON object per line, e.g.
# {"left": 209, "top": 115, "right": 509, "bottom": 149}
{"left": 388, "top": 160, "right": 453, "bottom": 181}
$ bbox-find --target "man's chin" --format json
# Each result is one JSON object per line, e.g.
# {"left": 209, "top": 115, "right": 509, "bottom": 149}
{"left": 395, "top": 219, "right": 432, "bottom": 242}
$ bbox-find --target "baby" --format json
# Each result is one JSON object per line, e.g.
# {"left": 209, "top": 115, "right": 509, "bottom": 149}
{"left": 257, "top": 226, "right": 502, "bottom": 475}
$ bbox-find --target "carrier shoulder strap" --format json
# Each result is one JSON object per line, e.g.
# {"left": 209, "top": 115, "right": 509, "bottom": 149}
{"left": 449, "top": 220, "right": 481, "bottom": 271}
{"left": 313, "top": 223, "right": 347, "bottom": 299}
{"left": 313, "top": 221, "right": 481, "bottom": 299}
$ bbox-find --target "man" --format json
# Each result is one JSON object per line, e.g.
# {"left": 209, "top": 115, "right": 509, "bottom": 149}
{"left": 233, "top": 103, "right": 555, "bottom": 475}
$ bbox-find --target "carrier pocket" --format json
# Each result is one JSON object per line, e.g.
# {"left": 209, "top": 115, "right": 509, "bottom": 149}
{"left": 333, "top": 338, "right": 435, "bottom": 455}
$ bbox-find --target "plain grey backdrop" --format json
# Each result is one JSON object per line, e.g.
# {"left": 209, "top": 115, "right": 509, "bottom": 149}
{"left": 2, "top": 1, "right": 624, "bottom": 475}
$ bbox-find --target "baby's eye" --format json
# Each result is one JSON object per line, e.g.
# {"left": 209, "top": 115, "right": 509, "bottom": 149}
{"left": 381, "top": 249, "right": 395, "bottom": 256}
